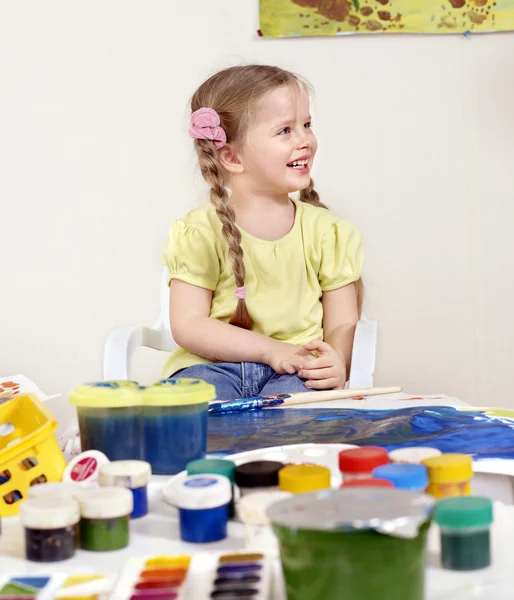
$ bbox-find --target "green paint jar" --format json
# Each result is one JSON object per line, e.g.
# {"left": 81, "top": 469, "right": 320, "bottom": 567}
{"left": 76, "top": 487, "right": 133, "bottom": 551}
{"left": 435, "top": 496, "right": 493, "bottom": 571}
{"left": 268, "top": 488, "right": 434, "bottom": 600}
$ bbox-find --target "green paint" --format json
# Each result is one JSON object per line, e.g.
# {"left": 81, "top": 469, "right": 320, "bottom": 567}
{"left": 441, "top": 529, "right": 490, "bottom": 571}
{"left": 79, "top": 516, "right": 129, "bottom": 551}
{"left": 272, "top": 522, "right": 430, "bottom": 600}
{"left": 352, "top": 0, "right": 360, "bottom": 10}
{"left": 0, "top": 582, "right": 36, "bottom": 596}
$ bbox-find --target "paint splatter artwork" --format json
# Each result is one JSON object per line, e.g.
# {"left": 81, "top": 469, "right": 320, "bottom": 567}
{"left": 208, "top": 405, "right": 514, "bottom": 459}
{"left": 259, "top": 0, "right": 514, "bottom": 36}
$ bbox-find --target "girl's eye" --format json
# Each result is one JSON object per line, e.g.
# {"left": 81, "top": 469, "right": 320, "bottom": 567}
{"left": 278, "top": 127, "right": 291, "bottom": 135}
{"left": 304, "top": 121, "right": 312, "bottom": 129}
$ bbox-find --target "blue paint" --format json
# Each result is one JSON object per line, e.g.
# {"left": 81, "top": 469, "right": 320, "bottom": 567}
{"left": 143, "top": 405, "right": 208, "bottom": 474}
{"left": 77, "top": 410, "right": 143, "bottom": 460}
{"left": 207, "top": 406, "right": 514, "bottom": 461}
{"left": 217, "top": 564, "right": 263, "bottom": 574}
{"left": 178, "top": 504, "right": 229, "bottom": 543}
{"left": 208, "top": 395, "right": 287, "bottom": 414}
{"left": 130, "top": 486, "right": 148, "bottom": 519}
{"left": 372, "top": 464, "right": 428, "bottom": 492}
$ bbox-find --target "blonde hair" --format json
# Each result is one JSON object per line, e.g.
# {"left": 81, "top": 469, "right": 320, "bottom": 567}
{"left": 191, "top": 65, "right": 362, "bottom": 327}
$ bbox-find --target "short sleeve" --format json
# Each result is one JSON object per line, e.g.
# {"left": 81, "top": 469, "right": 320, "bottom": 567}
{"left": 319, "top": 219, "right": 365, "bottom": 291}
{"left": 163, "top": 220, "right": 220, "bottom": 291}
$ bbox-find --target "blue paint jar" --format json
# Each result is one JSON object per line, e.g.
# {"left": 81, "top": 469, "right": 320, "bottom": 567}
{"left": 170, "top": 474, "right": 231, "bottom": 543}
{"left": 142, "top": 379, "right": 215, "bottom": 475}
{"left": 372, "top": 464, "right": 429, "bottom": 492}
{"left": 98, "top": 460, "right": 152, "bottom": 519}
{"left": 69, "top": 381, "right": 142, "bottom": 461}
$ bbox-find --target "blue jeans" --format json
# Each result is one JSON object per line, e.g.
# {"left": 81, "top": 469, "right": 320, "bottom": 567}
{"left": 170, "top": 362, "right": 311, "bottom": 400}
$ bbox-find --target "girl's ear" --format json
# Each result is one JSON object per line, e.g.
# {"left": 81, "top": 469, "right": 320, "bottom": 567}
{"left": 218, "top": 144, "right": 244, "bottom": 174}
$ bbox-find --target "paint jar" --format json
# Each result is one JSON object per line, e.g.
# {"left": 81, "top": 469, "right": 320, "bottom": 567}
{"left": 76, "top": 487, "right": 133, "bottom": 551}
{"left": 435, "top": 496, "right": 493, "bottom": 571}
{"left": 28, "top": 482, "right": 83, "bottom": 501}
{"left": 389, "top": 447, "right": 442, "bottom": 464}
{"left": 234, "top": 461, "right": 284, "bottom": 497}
{"left": 62, "top": 450, "right": 109, "bottom": 486}
{"left": 98, "top": 460, "right": 152, "bottom": 519}
{"left": 268, "top": 488, "right": 434, "bottom": 600}
{"left": 279, "top": 464, "right": 331, "bottom": 494}
{"left": 69, "top": 381, "right": 142, "bottom": 461}
{"left": 372, "top": 464, "right": 429, "bottom": 492}
{"left": 19, "top": 497, "right": 80, "bottom": 562}
{"left": 187, "top": 458, "right": 236, "bottom": 518}
{"left": 237, "top": 490, "right": 292, "bottom": 549}
{"left": 338, "top": 447, "right": 389, "bottom": 481}
{"left": 142, "top": 379, "right": 215, "bottom": 475}
{"left": 170, "top": 474, "right": 231, "bottom": 543}
{"left": 422, "top": 454, "right": 473, "bottom": 498}
{"left": 340, "top": 478, "right": 394, "bottom": 489}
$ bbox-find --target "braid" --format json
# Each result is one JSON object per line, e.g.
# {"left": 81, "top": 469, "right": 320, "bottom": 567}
{"left": 299, "top": 178, "right": 328, "bottom": 209}
{"left": 195, "top": 139, "right": 253, "bottom": 330}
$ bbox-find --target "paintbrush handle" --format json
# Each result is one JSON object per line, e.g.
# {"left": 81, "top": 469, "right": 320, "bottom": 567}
{"left": 279, "top": 386, "right": 403, "bottom": 407}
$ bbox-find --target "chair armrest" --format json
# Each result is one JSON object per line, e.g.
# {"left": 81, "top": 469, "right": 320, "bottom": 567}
{"left": 348, "top": 319, "right": 378, "bottom": 389}
{"left": 103, "top": 326, "right": 176, "bottom": 381}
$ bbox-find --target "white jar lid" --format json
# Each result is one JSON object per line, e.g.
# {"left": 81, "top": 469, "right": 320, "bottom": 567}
{"left": 237, "top": 490, "right": 293, "bottom": 526}
{"left": 98, "top": 460, "right": 151, "bottom": 489}
{"left": 76, "top": 486, "right": 133, "bottom": 519}
{"left": 28, "top": 482, "right": 84, "bottom": 501}
{"left": 170, "top": 474, "right": 231, "bottom": 510}
{"left": 20, "top": 497, "right": 80, "bottom": 530}
{"left": 389, "top": 447, "right": 442, "bottom": 464}
{"left": 63, "top": 450, "right": 110, "bottom": 485}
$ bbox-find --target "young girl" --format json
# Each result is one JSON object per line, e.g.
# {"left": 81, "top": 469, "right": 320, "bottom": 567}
{"left": 163, "top": 65, "right": 364, "bottom": 400}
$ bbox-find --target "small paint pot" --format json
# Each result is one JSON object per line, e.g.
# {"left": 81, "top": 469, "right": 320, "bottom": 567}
{"left": 389, "top": 447, "right": 441, "bottom": 464}
{"left": 422, "top": 454, "right": 473, "bottom": 499}
{"left": 76, "top": 487, "right": 133, "bottom": 551}
{"left": 234, "top": 461, "right": 283, "bottom": 496}
{"left": 98, "top": 460, "right": 152, "bottom": 519}
{"left": 237, "top": 490, "right": 292, "bottom": 549}
{"left": 187, "top": 458, "right": 236, "bottom": 518}
{"left": 372, "top": 464, "right": 429, "bottom": 492}
{"left": 338, "top": 447, "right": 389, "bottom": 482}
{"left": 62, "top": 449, "right": 110, "bottom": 486}
{"left": 435, "top": 496, "right": 493, "bottom": 571}
{"left": 19, "top": 497, "right": 80, "bottom": 562}
{"left": 340, "top": 478, "right": 393, "bottom": 489}
{"left": 170, "top": 474, "right": 231, "bottom": 543}
{"left": 279, "top": 464, "right": 331, "bottom": 494}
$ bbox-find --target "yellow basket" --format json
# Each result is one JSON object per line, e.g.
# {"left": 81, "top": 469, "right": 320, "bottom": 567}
{"left": 0, "top": 393, "right": 66, "bottom": 517}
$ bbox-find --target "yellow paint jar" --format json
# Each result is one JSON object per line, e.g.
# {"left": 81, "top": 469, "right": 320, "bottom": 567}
{"left": 279, "top": 464, "right": 331, "bottom": 494}
{"left": 422, "top": 454, "right": 473, "bottom": 499}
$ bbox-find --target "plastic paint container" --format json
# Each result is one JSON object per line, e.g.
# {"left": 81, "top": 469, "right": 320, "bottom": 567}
{"left": 27, "top": 482, "right": 83, "bottom": 501}
{"left": 237, "top": 490, "right": 292, "bottom": 549}
{"left": 142, "top": 379, "right": 215, "bottom": 475}
{"left": 170, "top": 474, "right": 231, "bottom": 543}
{"left": 187, "top": 458, "right": 236, "bottom": 518}
{"left": 76, "top": 487, "right": 133, "bottom": 551}
{"left": 373, "top": 464, "right": 429, "bottom": 492}
{"left": 98, "top": 460, "right": 152, "bottom": 519}
{"left": 389, "top": 447, "right": 442, "bottom": 464}
{"left": 422, "top": 454, "right": 473, "bottom": 498}
{"left": 70, "top": 381, "right": 142, "bottom": 461}
{"left": 62, "top": 450, "right": 109, "bottom": 486}
{"left": 435, "top": 496, "right": 493, "bottom": 571}
{"left": 268, "top": 488, "right": 434, "bottom": 600}
{"left": 19, "top": 497, "right": 80, "bottom": 562}
{"left": 338, "top": 447, "right": 389, "bottom": 481}
{"left": 234, "top": 461, "right": 284, "bottom": 496}
{"left": 278, "top": 464, "right": 331, "bottom": 494}
{"left": 340, "top": 478, "right": 394, "bottom": 489}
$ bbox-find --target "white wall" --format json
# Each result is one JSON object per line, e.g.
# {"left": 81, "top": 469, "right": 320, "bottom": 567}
{"left": 1, "top": 1, "right": 514, "bottom": 429}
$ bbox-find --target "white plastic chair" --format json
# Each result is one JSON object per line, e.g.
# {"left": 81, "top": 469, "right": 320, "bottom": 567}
{"left": 103, "top": 268, "right": 378, "bottom": 389}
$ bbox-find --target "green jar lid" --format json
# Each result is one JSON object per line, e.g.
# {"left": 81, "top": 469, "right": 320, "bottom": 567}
{"left": 143, "top": 378, "right": 216, "bottom": 406}
{"left": 187, "top": 458, "right": 236, "bottom": 482}
{"left": 435, "top": 496, "right": 493, "bottom": 529}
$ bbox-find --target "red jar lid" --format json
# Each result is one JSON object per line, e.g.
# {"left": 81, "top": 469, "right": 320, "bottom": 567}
{"left": 340, "top": 478, "right": 394, "bottom": 489}
{"left": 338, "top": 447, "right": 389, "bottom": 474}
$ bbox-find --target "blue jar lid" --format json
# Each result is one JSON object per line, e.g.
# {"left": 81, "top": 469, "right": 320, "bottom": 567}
{"left": 372, "top": 464, "right": 428, "bottom": 491}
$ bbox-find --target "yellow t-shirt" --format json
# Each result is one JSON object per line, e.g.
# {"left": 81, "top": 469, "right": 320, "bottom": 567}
{"left": 162, "top": 199, "right": 364, "bottom": 377}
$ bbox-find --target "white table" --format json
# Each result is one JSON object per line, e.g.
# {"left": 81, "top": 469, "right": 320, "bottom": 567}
{"left": 1, "top": 393, "right": 513, "bottom": 599}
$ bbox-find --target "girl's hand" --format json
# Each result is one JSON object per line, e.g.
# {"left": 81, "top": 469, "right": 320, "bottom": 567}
{"left": 298, "top": 340, "right": 347, "bottom": 390}
{"left": 264, "top": 342, "right": 317, "bottom": 375}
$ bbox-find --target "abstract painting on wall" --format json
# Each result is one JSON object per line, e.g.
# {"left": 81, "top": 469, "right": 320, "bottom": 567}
{"left": 259, "top": 0, "right": 514, "bottom": 37}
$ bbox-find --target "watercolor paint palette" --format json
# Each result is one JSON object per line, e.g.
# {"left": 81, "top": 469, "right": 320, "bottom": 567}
{"left": 0, "top": 574, "right": 113, "bottom": 600}
{"left": 109, "top": 552, "right": 272, "bottom": 600}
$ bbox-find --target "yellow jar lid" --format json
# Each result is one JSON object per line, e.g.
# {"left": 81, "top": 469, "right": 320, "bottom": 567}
{"left": 69, "top": 381, "right": 141, "bottom": 408}
{"left": 422, "top": 454, "right": 473, "bottom": 484}
{"left": 142, "top": 379, "right": 216, "bottom": 406}
{"left": 279, "top": 464, "right": 331, "bottom": 494}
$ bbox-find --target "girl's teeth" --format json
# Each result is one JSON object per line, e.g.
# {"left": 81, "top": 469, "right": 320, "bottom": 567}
{"left": 289, "top": 160, "right": 308, "bottom": 168}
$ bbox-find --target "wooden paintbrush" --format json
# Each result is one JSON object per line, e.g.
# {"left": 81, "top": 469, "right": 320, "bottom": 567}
{"left": 208, "top": 386, "right": 402, "bottom": 414}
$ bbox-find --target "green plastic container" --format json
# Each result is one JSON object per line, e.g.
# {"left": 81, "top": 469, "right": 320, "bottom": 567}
{"left": 268, "top": 488, "right": 434, "bottom": 600}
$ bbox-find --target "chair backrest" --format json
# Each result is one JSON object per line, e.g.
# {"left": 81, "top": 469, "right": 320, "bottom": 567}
{"left": 155, "top": 267, "right": 175, "bottom": 347}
